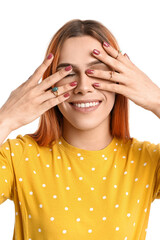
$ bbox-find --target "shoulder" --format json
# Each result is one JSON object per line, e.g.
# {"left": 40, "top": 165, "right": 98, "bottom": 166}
{"left": 131, "top": 138, "right": 159, "bottom": 155}
{"left": 122, "top": 137, "right": 160, "bottom": 162}
{"left": 8, "top": 134, "right": 37, "bottom": 146}
{"left": 0, "top": 134, "right": 39, "bottom": 156}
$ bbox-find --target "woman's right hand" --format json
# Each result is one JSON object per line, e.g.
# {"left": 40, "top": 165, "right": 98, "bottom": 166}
{"left": 0, "top": 53, "right": 76, "bottom": 132}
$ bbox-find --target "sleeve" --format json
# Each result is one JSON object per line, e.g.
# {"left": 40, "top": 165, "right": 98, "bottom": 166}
{"left": 152, "top": 143, "right": 160, "bottom": 201}
{"left": 0, "top": 134, "right": 28, "bottom": 205}
{"left": 0, "top": 139, "right": 15, "bottom": 204}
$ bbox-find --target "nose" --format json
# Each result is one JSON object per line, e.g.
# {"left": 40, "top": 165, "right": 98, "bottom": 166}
{"left": 73, "top": 72, "right": 95, "bottom": 95}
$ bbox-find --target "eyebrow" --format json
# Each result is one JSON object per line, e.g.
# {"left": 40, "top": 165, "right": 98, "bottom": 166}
{"left": 56, "top": 59, "right": 104, "bottom": 70}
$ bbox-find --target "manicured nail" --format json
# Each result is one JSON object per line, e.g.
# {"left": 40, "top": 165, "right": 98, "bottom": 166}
{"left": 70, "top": 81, "right": 77, "bottom": 86}
{"left": 47, "top": 53, "right": 53, "bottom": 59}
{"left": 93, "top": 83, "right": 100, "bottom": 87}
{"left": 86, "top": 69, "right": 94, "bottom": 74}
{"left": 124, "top": 53, "right": 130, "bottom": 59}
{"left": 65, "top": 65, "right": 72, "bottom": 71}
{"left": 93, "top": 49, "right": 100, "bottom": 55}
{"left": 103, "top": 41, "right": 110, "bottom": 47}
{"left": 64, "top": 93, "right": 70, "bottom": 98}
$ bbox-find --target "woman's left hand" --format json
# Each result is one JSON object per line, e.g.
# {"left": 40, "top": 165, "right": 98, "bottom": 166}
{"left": 86, "top": 42, "right": 160, "bottom": 115}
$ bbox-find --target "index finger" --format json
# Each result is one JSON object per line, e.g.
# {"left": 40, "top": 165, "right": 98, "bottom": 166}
{"left": 29, "top": 53, "right": 54, "bottom": 84}
{"left": 40, "top": 65, "right": 73, "bottom": 91}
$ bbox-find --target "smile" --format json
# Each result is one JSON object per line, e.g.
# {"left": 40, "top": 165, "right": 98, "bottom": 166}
{"left": 73, "top": 101, "right": 99, "bottom": 108}
{"left": 69, "top": 101, "right": 102, "bottom": 113}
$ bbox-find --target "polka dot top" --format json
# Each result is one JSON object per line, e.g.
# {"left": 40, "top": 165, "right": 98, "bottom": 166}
{"left": 0, "top": 134, "right": 160, "bottom": 240}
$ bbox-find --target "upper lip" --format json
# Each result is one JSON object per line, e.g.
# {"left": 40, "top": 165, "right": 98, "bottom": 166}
{"left": 69, "top": 99, "right": 102, "bottom": 103}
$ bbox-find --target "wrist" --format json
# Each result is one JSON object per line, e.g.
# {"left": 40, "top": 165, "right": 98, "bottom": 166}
{"left": 151, "top": 88, "right": 160, "bottom": 119}
{"left": 0, "top": 115, "right": 13, "bottom": 146}
{"left": 0, "top": 113, "right": 13, "bottom": 133}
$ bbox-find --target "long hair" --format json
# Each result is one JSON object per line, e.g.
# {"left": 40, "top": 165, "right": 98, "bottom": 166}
{"left": 27, "top": 19, "right": 131, "bottom": 147}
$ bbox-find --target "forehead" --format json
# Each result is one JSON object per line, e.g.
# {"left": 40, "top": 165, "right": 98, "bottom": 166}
{"left": 58, "top": 36, "right": 105, "bottom": 63}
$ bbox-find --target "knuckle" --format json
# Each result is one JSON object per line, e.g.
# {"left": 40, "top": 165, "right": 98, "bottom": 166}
{"left": 62, "top": 84, "right": 69, "bottom": 92}
{"left": 44, "top": 76, "right": 51, "bottom": 84}
{"left": 10, "top": 90, "right": 15, "bottom": 96}
{"left": 34, "top": 66, "right": 41, "bottom": 75}
{"left": 10, "top": 87, "right": 20, "bottom": 96}
{"left": 42, "top": 60, "right": 49, "bottom": 69}
{"left": 113, "top": 60, "right": 119, "bottom": 69}
{"left": 34, "top": 61, "right": 48, "bottom": 76}
{"left": 28, "top": 75, "right": 33, "bottom": 80}
{"left": 58, "top": 95, "right": 65, "bottom": 103}
{"left": 58, "top": 69, "right": 66, "bottom": 78}
{"left": 25, "top": 79, "right": 32, "bottom": 86}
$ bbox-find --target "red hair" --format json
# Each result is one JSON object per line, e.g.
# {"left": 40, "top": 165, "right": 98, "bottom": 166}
{"left": 27, "top": 19, "right": 131, "bottom": 147}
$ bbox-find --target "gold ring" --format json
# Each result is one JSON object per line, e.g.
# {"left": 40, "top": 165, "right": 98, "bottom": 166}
{"left": 109, "top": 71, "right": 113, "bottom": 80}
{"left": 53, "top": 91, "right": 58, "bottom": 97}
{"left": 51, "top": 87, "right": 59, "bottom": 97}
{"left": 115, "top": 50, "right": 122, "bottom": 59}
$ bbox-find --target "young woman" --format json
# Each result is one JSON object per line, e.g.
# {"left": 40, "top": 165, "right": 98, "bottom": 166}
{"left": 0, "top": 19, "right": 159, "bottom": 240}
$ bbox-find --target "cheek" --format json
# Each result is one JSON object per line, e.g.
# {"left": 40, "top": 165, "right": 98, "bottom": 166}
{"left": 102, "top": 90, "right": 116, "bottom": 107}
{"left": 57, "top": 101, "right": 68, "bottom": 116}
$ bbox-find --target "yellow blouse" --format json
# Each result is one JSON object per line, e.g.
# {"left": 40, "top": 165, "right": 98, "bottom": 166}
{"left": 0, "top": 134, "right": 160, "bottom": 240}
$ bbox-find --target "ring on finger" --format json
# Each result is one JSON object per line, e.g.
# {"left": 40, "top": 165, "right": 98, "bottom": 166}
{"left": 109, "top": 71, "right": 119, "bottom": 84}
{"left": 109, "top": 71, "right": 114, "bottom": 80}
{"left": 51, "top": 87, "right": 59, "bottom": 97}
{"left": 115, "top": 50, "right": 122, "bottom": 59}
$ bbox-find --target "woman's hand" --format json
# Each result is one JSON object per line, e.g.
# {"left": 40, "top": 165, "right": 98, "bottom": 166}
{"left": 85, "top": 42, "right": 160, "bottom": 117}
{"left": 0, "top": 54, "right": 77, "bottom": 132}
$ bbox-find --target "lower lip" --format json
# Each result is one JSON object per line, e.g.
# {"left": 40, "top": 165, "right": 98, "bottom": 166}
{"left": 69, "top": 102, "right": 102, "bottom": 113}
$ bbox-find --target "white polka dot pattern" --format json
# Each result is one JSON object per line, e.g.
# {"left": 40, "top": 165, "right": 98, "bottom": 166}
{"left": 0, "top": 134, "right": 159, "bottom": 239}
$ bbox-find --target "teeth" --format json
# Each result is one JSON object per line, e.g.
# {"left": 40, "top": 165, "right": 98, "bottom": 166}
{"left": 73, "top": 102, "right": 100, "bottom": 108}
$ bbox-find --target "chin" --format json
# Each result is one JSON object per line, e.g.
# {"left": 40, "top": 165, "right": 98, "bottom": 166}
{"left": 68, "top": 119, "right": 103, "bottom": 131}
{"left": 62, "top": 113, "right": 110, "bottom": 132}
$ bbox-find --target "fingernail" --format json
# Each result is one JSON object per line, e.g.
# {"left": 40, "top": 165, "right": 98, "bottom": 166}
{"left": 124, "top": 53, "right": 130, "bottom": 59}
{"left": 70, "top": 81, "right": 77, "bottom": 86}
{"left": 93, "top": 83, "right": 100, "bottom": 87}
{"left": 64, "top": 93, "right": 70, "bottom": 98}
{"left": 103, "top": 41, "right": 110, "bottom": 47}
{"left": 65, "top": 65, "right": 72, "bottom": 71}
{"left": 93, "top": 49, "right": 100, "bottom": 55}
{"left": 86, "top": 69, "right": 94, "bottom": 74}
{"left": 47, "top": 53, "right": 53, "bottom": 59}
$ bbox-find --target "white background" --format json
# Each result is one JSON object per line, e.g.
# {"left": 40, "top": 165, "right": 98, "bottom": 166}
{"left": 0, "top": 0, "right": 159, "bottom": 239}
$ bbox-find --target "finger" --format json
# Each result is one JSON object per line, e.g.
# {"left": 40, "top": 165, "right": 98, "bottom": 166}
{"left": 102, "top": 42, "right": 123, "bottom": 60}
{"left": 102, "top": 42, "right": 129, "bottom": 65}
{"left": 38, "top": 81, "right": 77, "bottom": 102}
{"left": 39, "top": 65, "right": 73, "bottom": 91}
{"left": 92, "top": 49, "right": 127, "bottom": 73}
{"left": 28, "top": 53, "right": 54, "bottom": 85}
{"left": 40, "top": 89, "right": 72, "bottom": 113}
{"left": 86, "top": 69, "right": 126, "bottom": 85}
{"left": 102, "top": 42, "right": 133, "bottom": 69}
{"left": 124, "top": 53, "right": 130, "bottom": 60}
{"left": 92, "top": 81, "right": 127, "bottom": 96}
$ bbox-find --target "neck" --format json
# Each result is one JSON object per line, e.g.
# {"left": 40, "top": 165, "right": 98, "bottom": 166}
{"left": 62, "top": 117, "right": 113, "bottom": 151}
